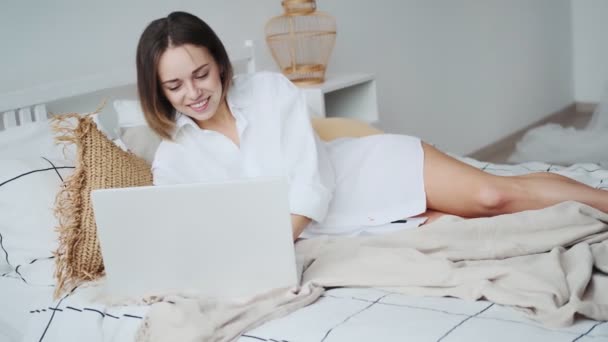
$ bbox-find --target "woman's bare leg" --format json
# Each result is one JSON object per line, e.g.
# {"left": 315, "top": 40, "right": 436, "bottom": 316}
{"left": 421, "top": 143, "right": 608, "bottom": 217}
{"left": 414, "top": 209, "right": 448, "bottom": 225}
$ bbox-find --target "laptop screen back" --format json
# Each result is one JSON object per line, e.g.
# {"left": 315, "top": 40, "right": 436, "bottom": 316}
{"left": 91, "top": 177, "right": 298, "bottom": 299}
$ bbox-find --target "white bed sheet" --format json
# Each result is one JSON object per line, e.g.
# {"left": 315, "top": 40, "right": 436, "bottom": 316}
{"left": 14, "top": 159, "right": 608, "bottom": 342}
{"left": 21, "top": 286, "right": 608, "bottom": 342}
{"left": 245, "top": 287, "right": 608, "bottom": 342}
{"left": 0, "top": 259, "right": 55, "bottom": 342}
{"left": 23, "top": 284, "right": 148, "bottom": 342}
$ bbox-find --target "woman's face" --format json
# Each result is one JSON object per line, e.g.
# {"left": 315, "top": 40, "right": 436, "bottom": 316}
{"left": 157, "top": 44, "right": 224, "bottom": 124}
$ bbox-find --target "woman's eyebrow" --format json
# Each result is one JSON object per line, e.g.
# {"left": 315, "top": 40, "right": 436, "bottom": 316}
{"left": 191, "top": 64, "right": 209, "bottom": 74}
{"left": 161, "top": 64, "right": 209, "bottom": 85}
{"left": 161, "top": 78, "right": 180, "bottom": 85}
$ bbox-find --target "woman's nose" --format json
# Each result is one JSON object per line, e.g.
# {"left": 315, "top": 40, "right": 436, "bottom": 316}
{"left": 185, "top": 82, "right": 201, "bottom": 99}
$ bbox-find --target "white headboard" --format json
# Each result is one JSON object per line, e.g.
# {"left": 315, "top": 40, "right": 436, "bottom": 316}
{"left": 0, "top": 40, "right": 256, "bottom": 135}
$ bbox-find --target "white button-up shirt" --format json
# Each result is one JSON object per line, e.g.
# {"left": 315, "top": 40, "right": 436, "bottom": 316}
{"left": 152, "top": 72, "right": 336, "bottom": 223}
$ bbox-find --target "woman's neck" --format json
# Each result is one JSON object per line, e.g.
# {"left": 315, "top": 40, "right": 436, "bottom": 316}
{"left": 196, "top": 99, "right": 240, "bottom": 147}
{"left": 196, "top": 99, "right": 234, "bottom": 131}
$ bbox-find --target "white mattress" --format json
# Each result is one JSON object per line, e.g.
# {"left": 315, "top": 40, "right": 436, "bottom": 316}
{"left": 10, "top": 159, "right": 608, "bottom": 341}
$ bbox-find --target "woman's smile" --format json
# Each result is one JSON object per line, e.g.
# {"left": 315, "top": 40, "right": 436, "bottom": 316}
{"left": 189, "top": 96, "right": 210, "bottom": 112}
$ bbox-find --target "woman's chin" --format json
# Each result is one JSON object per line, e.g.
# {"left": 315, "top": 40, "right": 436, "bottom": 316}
{"left": 185, "top": 110, "right": 214, "bottom": 123}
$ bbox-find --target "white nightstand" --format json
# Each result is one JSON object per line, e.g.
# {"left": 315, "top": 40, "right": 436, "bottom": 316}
{"left": 297, "top": 73, "right": 379, "bottom": 124}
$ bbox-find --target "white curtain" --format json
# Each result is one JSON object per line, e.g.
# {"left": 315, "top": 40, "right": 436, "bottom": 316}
{"left": 509, "top": 86, "right": 608, "bottom": 167}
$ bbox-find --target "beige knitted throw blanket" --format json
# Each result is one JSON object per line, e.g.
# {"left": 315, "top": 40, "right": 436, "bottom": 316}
{"left": 136, "top": 201, "right": 608, "bottom": 342}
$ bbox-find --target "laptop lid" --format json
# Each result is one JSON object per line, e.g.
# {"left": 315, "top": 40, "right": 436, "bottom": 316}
{"left": 91, "top": 177, "right": 298, "bottom": 299}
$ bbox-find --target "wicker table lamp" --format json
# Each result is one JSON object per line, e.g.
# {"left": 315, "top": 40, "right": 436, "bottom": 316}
{"left": 265, "top": 0, "right": 337, "bottom": 85}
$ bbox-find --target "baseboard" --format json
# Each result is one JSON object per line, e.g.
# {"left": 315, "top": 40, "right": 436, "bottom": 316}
{"left": 467, "top": 103, "right": 577, "bottom": 161}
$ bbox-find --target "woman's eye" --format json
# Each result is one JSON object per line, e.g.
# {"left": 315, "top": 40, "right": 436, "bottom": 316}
{"left": 195, "top": 73, "right": 209, "bottom": 79}
{"left": 168, "top": 85, "right": 181, "bottom": 91}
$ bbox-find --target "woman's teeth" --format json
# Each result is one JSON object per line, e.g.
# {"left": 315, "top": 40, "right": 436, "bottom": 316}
{"left": 191, "top": 98, "right": 209, "bottom": 109}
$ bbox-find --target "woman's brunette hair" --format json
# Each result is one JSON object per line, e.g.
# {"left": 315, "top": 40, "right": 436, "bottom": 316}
{"left": 136, "top": 11, "right": 233, "bottom": 139}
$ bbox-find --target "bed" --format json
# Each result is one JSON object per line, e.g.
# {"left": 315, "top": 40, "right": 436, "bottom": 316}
{"left": 1, "top": 40, "right": 607, "bottom": 342}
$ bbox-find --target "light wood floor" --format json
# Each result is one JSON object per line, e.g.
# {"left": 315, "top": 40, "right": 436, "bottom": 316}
{"left": 468, "top": 108, "right": 593, "bottom": 164}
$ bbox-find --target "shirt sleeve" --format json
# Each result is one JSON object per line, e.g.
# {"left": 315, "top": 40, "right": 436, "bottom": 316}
{"left": 273, "top": 73, "right": 336, "bottom": 223}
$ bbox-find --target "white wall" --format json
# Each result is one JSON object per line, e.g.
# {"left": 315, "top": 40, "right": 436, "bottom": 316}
{"left": 0, "top": 1, "right": 278, "bottom": 100}
{"left": 322, "top": 0, "right": 573, "bottom": 154}
{"left": 1, "top": 0, "right": 573, "bottom": 155}
{"left": 572, "top": 0, "right": 608, "bottom": 103}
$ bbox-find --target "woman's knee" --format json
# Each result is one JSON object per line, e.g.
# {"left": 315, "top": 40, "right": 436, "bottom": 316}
{"left": 472, "top": 179, "right": 517, "bottom": 215}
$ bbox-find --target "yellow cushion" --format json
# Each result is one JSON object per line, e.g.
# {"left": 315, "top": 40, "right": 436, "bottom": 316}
{"left": 52, "top": 114, "right": 152, "bottom": 297}
{"left": 311, "top": 117, "right": 383, "bottom": 141}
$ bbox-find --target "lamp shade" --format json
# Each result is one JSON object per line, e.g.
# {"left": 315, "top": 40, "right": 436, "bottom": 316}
{"left": 265, "top": 0, "right": 336, "bottom": 85}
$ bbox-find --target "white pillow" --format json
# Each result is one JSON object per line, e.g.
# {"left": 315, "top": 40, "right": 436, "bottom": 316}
{"left": 0, "top": 158, "right": 74, "bottom": 270}
{"left": 114, "top": 99, "right": 148, "bottom": 127}
{"left": 113, "top": 99, "right": 161, "bottom": 164}
{"left": 0, "top": 121, "right": 75, "bottom": 161}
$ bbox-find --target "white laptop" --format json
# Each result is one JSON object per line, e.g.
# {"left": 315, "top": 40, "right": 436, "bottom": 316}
{"left": 91, "top": 177, "right": 298, "bottom": 299}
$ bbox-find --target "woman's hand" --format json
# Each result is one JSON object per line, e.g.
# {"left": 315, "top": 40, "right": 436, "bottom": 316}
{"left": 290, "top": 214, "right": 311, "bottom": 241}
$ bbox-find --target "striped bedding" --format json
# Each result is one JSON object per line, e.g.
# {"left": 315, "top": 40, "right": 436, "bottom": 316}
{"left": 5, "top": 158, "right": 608, "bottom": 342}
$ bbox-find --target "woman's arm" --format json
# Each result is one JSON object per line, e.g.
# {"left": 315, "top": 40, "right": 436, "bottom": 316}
{"left": 291, "top": 214, "right": 311, "bottom": 240}
{"left": 273, "top": 73, "right": 335, "bottom": 228}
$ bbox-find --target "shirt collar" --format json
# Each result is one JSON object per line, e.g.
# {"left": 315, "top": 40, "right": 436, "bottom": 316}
{"left": 226, "top": 75, "right": 251, "bottom": 110}
{"left": 174, "top": 113, "right": 198, "bottom": 135}
{"left": 172, "top": 77, "right": 250, "bottom": 139}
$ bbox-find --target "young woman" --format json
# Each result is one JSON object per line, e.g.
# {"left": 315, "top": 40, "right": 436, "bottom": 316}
{"left": 137, "top": 11, "right": 608, "bottom": 240}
